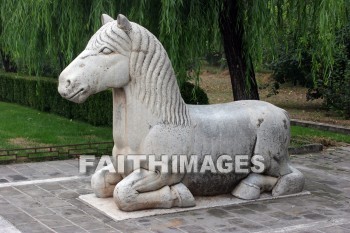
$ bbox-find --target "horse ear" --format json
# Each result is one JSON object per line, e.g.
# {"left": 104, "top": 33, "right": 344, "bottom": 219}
{"left": 117, "top": 14, "right": 132, "bottom": 33}
{"left": 101, "top": 14, "right": 114, "bottom": 25}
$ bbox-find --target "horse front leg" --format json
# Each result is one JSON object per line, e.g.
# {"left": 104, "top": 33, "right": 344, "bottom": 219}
{"left": 113, "top": 168, "right": 195, "bottom": 211}
{"left": 91, "top": 164, "right": 122, "bottom": 198}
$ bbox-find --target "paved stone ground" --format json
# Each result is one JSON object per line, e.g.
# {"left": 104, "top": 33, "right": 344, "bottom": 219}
{"left": 0, "top": 160, "right": 80, "bottom": 183}
{"left": 0, "top": 147, "right": 350, "bottom": 233}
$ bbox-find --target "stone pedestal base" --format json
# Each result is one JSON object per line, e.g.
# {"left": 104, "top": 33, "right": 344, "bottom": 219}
{"left": 79, "top": 191, "right": 310, "bottom": 221}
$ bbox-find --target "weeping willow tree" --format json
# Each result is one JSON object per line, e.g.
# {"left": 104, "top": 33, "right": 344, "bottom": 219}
{"left": 219, "top": 0, "right": 349, "bottom": 99}
{"left": 0, "top": 0, "right": 349, "bottom": 100}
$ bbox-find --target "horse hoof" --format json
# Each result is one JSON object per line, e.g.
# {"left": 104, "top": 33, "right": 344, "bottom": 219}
{"left": 171, "top": 183, "right": 195, "bottom": 207}
{"left": 91, "top": 169, "right": 119, "bottom": 198}
{"left": 232, "top": 181, "right": 261, "bottom": 200}
{"left": 232, "top": 173, "right": 278, "bottom": 200}
{"left": 272, "top": 166, "right": 305, "bottom": 196}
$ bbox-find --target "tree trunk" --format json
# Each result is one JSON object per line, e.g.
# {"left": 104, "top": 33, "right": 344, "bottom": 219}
{"left": 0, "top": 49, "right": 17, "bottom": 72}
{"left": 219, "top": 0, "right": 259, "bottom": 100}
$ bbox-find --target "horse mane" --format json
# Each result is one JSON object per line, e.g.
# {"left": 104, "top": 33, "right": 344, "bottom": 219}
{"left": 127, "top": 23, "right": 191, "bottom": 126}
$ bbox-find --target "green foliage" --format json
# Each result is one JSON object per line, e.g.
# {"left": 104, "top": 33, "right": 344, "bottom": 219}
{"left": 269, "top": 48, "right": 314, "bottom": 87}
{"left": 157, "top": 1, "right": 221, "bottom": 80}
{"left": 0, "top": 0, "right": 349, "bottom": 89}
{"left": 266, "top": 0, "right": 349, "bottom": 86}
{"left": 1, "top": 1, "right": 86, "bottom": 75}
{"left": 205, "top": 51, "right": 226, "bottom": 68}
{"left": 0, "top": 0, "right": 221, "bottom": 81}
{"left": 319, "top": 25, "right": 350, "bottom": 118}
{"left": 0, "top": 71, "right": 113, "bottom": 126}
{"left": 267, "top": 1, "right": 350, "bottom": 114}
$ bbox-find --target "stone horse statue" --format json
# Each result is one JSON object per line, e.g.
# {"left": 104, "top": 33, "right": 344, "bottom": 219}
{"left": 58, "top": 14, "right": 305, "bottom": 211}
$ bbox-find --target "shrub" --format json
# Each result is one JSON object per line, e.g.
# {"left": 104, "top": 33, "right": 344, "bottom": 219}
{"left": 0, "top": 71, "right": 209, "bottom": 126}
{"left": 180, "top": 81, "right": 209, "bottom": 105}
{"left": 205, "top": 51, "right": 226, "bottom": 68}
{"left": 306, "top": 25, "right": 350, "bottom": 119}
{"left": 270, "top": 24, "right": 350, "bottom": 119}
{"left": 269, "top": 48, "right": 314, "bottom": 88}
{"left": 0, "top": 71, "right": 113, "bottom": 126}
{"left": 322, "top": 45, "right": 350, "bottom": 118}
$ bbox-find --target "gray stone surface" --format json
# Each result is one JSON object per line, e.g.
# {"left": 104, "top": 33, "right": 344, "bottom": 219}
{"left": 288, "top": 144, "right": 323, "bottom": 155}
{"left": 0, "top": 216, "right": 21, "bottom": 233}
{"left": 0, "top": 160, "right": 80, "bottom": 184}
{"left": 79, "top": 191, "right": 310, "bottom": 221}
{"left": 58, "top": 13, "right": 304, "bottom": 211}
{"left": 0, "top": 146, "right": 349, "bottom": 232}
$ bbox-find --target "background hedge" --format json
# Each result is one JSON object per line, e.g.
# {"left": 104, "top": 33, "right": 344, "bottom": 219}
{"left": 0, "top": 71, "right": 208, "bottom": 126}
{"left": 0, "top": 71, "right": 113, "bottom": 126}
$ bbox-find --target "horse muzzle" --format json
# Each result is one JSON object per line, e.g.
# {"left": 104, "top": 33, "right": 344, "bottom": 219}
{"left": 58, "top": 74, "right": 89, "bottom": 103}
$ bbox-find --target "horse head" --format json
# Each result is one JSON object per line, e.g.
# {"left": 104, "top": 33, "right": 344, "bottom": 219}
{"left": 58, "top": 14, "right": 132, "bottom": 103}
{"left": 59, "top": 13, "right": 190, "bottom": 125}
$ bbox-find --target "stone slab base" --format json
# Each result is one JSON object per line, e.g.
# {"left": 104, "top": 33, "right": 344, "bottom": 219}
{"left": 79, "top": 191, "right": 310, "bottom": 221}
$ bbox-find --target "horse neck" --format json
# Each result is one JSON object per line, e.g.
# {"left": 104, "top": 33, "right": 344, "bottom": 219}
{"left": 112, "top": 87, "right": 159, "bottom": 153}
{"left": 129, "top": 62, "right": 190, "bottom": 126}
{"left": 128, "top": 26, "right": 190, "bottom": 126}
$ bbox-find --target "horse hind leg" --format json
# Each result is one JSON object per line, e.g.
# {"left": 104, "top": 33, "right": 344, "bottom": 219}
{"left": 261, "top": 149, "right": 305, "bottom": 196}
{"left": 233, "top": 114, "right": 305, "bottom": 199}
{"left": 232, "top": 154, "right": 305, "bottom": 199}
{"left": 232, "top": 173, "right": 278, "bottom": 200}
{"left": 272, "top": 165, "right": 305, "bottom": 197}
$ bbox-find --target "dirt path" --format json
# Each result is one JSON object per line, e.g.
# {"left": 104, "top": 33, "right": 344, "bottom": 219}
{"left": 199, "top": 67, "right": 350, "bottom": 127}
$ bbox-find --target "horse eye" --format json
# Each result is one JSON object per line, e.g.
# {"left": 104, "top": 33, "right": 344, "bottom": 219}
{"left": 100, "top": 47, "right": 113, "bottom": 54}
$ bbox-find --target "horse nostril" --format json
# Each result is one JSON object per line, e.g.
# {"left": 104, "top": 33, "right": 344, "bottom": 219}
{"left": 66, "top": 79, "right": 71, "bottom": 88}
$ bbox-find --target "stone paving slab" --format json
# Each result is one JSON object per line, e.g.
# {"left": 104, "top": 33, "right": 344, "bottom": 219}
{"left": 0, "top": 146, "right": 349, "bottom": 232}
{"left": 0, "top": 216, "right": 21, "bottom": 233}
{"left": 0, "top": 176, "right": 83, "bottom": 189}
{"left": 0, "top": 159, "right": 81, "bottom": 184}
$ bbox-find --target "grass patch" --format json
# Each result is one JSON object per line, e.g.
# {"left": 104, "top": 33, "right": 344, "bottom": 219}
{"left": 0, "top": 101, "right": 112, "bottom": 149}
{"left": 291, "top": 125, "right": 350, "bottom": 147}
{"left": 289, "top": 138, "right": 312, "bottom": 148}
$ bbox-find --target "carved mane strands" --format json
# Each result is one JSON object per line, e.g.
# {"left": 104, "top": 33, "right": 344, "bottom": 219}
{"left": 128, "top": 23, "right": 190, "bottom": 126}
